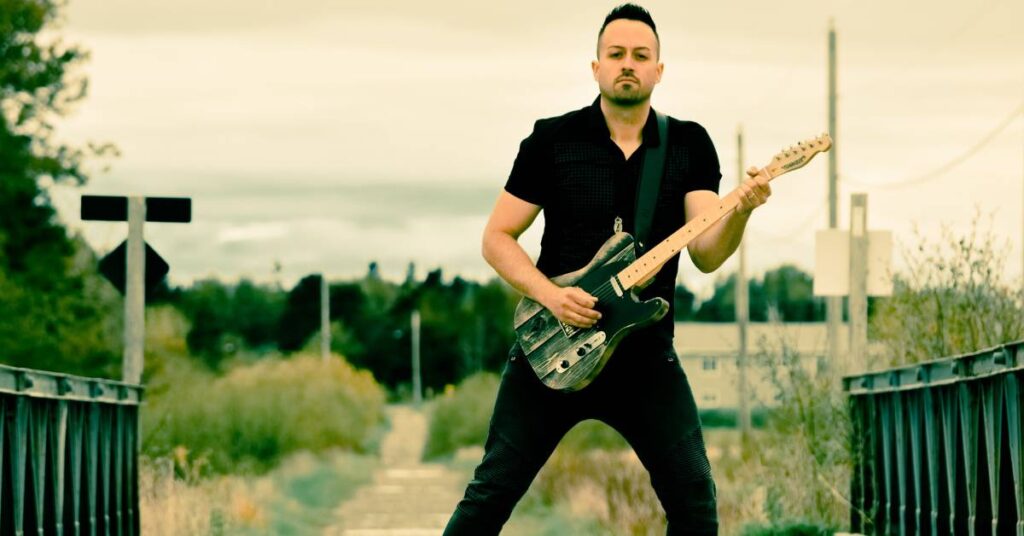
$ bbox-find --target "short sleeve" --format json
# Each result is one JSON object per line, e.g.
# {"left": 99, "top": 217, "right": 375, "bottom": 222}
{"left": 689, "top": 125, "right": 722, "bottom": 195}
{"left": 503, "top": 124, "right": 547, "bottom": 206}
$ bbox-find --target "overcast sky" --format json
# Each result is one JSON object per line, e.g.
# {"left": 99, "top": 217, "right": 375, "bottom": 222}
{"left": 48, "top": 0, "right": 1024, "bottom": 298}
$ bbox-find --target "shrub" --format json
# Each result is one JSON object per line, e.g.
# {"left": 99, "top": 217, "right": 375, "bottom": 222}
{"left": 871, "top": 214, "right": 1024, "bottom": 367}
{"left": 423, "top": 372, "right": 499, "bottom": 460}
{"left": 142, "top": 353, "right": 386, "bottom": 475}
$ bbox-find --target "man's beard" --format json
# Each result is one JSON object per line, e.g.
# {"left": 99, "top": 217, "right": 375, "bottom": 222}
{"left": 604, "top": 81, "right": 650, "bottom": 106}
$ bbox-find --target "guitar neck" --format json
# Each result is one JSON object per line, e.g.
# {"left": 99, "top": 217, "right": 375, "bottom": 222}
{"left": 614, "top": 133, "right": 831, "bottom": 291}
{"left": 614, "top": 187, "right": 745, "bottom": 290}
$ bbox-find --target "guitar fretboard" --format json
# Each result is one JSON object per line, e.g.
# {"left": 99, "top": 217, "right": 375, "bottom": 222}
{"left": 616, "top": 165, "right": 779, "bottom": 290}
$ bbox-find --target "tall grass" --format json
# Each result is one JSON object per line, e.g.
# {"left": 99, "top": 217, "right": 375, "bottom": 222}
{"left": 139, "top": 448, "right": 377, "bottom": 535}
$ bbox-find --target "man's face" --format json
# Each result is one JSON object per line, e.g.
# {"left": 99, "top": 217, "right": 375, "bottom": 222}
{"left": 592, "top": 19, "right": 663, "bottom": 106}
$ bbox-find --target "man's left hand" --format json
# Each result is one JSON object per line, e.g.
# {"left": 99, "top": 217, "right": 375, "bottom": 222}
{"left": 736, "top": 166, "right": 771, "bottom": 216}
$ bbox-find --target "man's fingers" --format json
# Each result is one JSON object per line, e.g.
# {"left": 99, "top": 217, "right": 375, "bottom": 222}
{"left": 569, "top": 287, "right": 598, "bottom": 306}
{"left": 566, "top": 311, "right": 597, "bottom": 327}
{"left": 569, "top": 302, "right": 601, "bottom": 320}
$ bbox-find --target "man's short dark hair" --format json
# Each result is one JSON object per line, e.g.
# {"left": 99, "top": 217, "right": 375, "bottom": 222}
{"left": 597, "top": 3, "right": 660, "bottom": 58}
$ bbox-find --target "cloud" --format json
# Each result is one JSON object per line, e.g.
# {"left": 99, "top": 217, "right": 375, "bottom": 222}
{"left": 216, "top": 222, "right": 289, "bottom": 244}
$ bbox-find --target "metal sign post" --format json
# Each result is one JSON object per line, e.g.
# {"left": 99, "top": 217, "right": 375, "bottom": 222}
{"left": 81, "top": 195, "right": 191, "bottom": 384}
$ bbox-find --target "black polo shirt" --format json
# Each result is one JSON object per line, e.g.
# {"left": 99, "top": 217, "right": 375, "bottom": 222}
{"left": 504, "top": 96, "right": 722, "bottom": 352}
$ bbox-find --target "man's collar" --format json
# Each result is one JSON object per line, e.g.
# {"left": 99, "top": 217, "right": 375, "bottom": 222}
{"left": 586, "top": 95, "right": 661, "bottom": 147}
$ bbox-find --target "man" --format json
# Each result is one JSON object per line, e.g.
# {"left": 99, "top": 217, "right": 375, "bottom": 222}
{"left": 443, "top": 4, "right": 770, "bottom": 535}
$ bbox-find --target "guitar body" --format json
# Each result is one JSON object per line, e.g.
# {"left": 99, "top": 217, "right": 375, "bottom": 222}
{"left": 513, "top": 232, "right": 669, "bottom": 392}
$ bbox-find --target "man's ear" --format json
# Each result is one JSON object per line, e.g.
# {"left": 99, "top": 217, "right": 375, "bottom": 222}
{"left": 656, "top": 62, "right": 664, "bottom": 84}
{"left": 591, "top": 59, "right": 599, "bottom": 81}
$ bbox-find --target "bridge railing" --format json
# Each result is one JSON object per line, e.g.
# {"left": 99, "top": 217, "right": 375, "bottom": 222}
{"left": 844, "top": 339, "right": 1023, "bottom": 535}
{"left": 0, "top": 363, "right": 142, "bottom": 535}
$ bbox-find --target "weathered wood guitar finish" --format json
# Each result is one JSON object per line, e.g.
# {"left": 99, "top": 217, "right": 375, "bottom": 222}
{"left": 513, "top": 231, "right": 668, "bottom": 391}
{"left": 514, "top": 134, "right": 833, "bottom": 391}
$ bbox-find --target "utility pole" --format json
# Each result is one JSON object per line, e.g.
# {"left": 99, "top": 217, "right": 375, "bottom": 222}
{"left": 123, "top": 197, "right": 146, "bottom": 384}
{"left": 411, "top": 309, "right": 422, "bottom": 406}
{"left": 826, "top": 19, "right": 842, "bottom": 372}
{"left": 320, "top": 274, "right": 330, "bottom": 361}
{"left": 735, "top": 126, "right": 752, "bottom": 442}
{"left": 849, "top": 194, "right": 868, "bottom": 373}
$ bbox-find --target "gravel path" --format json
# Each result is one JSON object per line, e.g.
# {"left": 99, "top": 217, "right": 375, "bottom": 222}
{"left": 324, "top": 405, "right": 464, "bottom": 536}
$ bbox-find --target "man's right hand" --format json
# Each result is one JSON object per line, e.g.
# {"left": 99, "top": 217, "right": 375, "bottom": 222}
{"left": 537, "top": 286, "right": 601, "bottom": 328}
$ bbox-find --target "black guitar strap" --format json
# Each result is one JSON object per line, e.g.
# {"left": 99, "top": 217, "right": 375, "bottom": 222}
{"left": 633, "top": 110, "right": 668, "bottom": 255}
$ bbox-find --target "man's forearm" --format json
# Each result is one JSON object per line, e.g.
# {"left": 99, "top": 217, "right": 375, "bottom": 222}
{"left": 482, "top": 230, "right": 558, "bottom": 302}
{"left": 689, "top": 209, "right": 751, "bottom": 273}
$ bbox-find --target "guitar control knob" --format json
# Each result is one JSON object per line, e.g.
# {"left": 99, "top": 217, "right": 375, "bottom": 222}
{"left": 561, "top": 359, "right": 570, "bottom": 369}
{"left": 576, "top": 347, "right": 586, "bottom": 356}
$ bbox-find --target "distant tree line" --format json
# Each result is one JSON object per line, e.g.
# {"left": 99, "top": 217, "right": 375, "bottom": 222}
{"left": 144, "top": 262, "right": 828, "bottom": 391}
{"left": 150, "top": 263, "right": 522, "bottom": 393}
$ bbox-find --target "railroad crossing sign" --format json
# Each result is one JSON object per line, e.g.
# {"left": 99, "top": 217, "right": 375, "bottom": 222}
{"left": 97, "top": 241, "right": 169, "bottom": 297}
{"left": 81, "top": 195, "right": 191, "bottom": 223}
{"left": 81, "top": 195, "right": 192, "bottom": 384}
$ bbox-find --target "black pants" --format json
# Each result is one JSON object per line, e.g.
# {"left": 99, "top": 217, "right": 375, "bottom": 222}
{"left": 443, "top": 340, "right": 718, "bottom": 535}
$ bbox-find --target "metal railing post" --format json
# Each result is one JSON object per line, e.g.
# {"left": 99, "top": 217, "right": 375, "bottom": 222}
{"left": 844, "top": 340, "right": 1024, "bottom": 535}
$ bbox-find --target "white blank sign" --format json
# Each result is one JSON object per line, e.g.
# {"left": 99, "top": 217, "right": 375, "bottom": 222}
{"left": 814, "top": 230, "right": 893, "bottom": 296}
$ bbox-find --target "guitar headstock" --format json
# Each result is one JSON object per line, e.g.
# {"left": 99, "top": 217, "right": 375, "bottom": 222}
{"left": 764, "top": 133, "right": 832, "bottom": 178}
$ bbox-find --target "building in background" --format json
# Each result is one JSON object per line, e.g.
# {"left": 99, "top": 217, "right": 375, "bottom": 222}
{"left": 673, "top": 322, "right": 855, "bottom": 410}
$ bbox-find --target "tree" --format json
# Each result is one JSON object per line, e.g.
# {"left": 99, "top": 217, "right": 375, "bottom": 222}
{"left": 694, "top": 265, "right": 824, "bottom": 322}
{"left": 0, "top": 0, "right": 120, "bottom": 377}
{"left": 673, "top": 283, "right": 697, "bottom": 320}
{"left": 277, "top": 274, "right": 323, "bottom": 352}
{"left": 761, "top": 264, "right": 824, "bottom": 322}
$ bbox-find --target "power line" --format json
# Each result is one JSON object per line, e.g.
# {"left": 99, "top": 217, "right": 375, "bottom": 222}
{"left": 843, "top": 101, "right": 1024, "bottom": 190}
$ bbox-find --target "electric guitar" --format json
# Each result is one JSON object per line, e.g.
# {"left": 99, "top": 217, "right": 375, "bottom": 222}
{"left": 513, "top": 134, "right": 833, "bottom": 391}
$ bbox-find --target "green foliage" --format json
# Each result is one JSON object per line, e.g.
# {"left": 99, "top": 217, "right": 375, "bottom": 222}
{"left": 141, "top": 353, "right": 387, "bottom": 475}
{"left": 673, "top": 283, "right": 697, "bottom": 320}
{"left": 422, "top": 372, "right": 500, "bottom": 460}
{"left": 277, "top": 274, "right": 322, "bottom": 352}
{"left": 0, "top": 0, "right": 121, "bottom": 377}
{"left": 0, "top": 241, "right": 121, "bottom": 376}
{"left": 871, "top": 215, "right": 1024, "bottom": 366}
{"left": 174, "top": 278, "right": 284, "bottom": 368}
{"left": 256, "top": 267, "right": 519, "bottom": 392}
{"left": 695, "top": 264, "right": 825, "bottom": 322}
